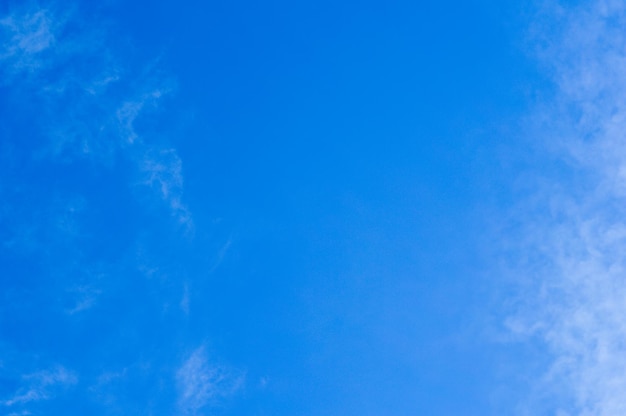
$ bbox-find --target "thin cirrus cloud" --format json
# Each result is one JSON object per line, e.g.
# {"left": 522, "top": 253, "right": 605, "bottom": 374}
{"left": 0, "top": 8, "right": 57, "bottom": 73}
{"left": 2, "top": 366, "right": 77, "bottom": 408}
{"left": 141, "top": 147, "right": 192, "bottom": 229}
{"left": 0, "top": 4, "right": 191, "bottom": 227}
{"left": 0, "top": 4, "right": 210, "bottom": 413}
{"left": 506, "top": 1, "right": 626, "bottom": 415}
{"left": 176, "top": 347, "right": 245, "bottom": 416}
{"left": 0, "top": 3, "right": 192, "bottom": 322}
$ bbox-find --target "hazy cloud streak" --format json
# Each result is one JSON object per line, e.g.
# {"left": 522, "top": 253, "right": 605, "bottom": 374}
{"left": 176, "top": 347, "right": 244, "bottom": 415}
{"left": 509, "top": 2, "right": 626, "bottom": 415}
{"left": 2, "top": 366, "right": 77, "bottom": 408}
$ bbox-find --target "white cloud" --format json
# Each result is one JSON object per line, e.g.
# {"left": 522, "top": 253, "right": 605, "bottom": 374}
{"left": 207, "top": 237, "right": 233, "bottom": 274}
{"left": 2, "top": 366, "right": 77, "bottom": 407}
{"left": 116, "top": 89, "right": 168, "bottom": 145}
{"left": 176, "top": 347, "right": 244, "bottom": 415}
{"left": 0, "top": 9, "right": 56, "bottom": 72}
{"left": 141, "top": 147, "right": 193, "bottom": 228}
{"left": 508, "top": 1, "right": 626, "bottom": 414}
{"left": 65, "top": 284, "right": 102, "bottom": 315}
{"left": 0, "top": 4, "right": 192, "bottom": 226}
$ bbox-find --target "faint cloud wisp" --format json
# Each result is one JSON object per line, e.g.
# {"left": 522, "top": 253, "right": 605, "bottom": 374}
{"left": 0, "top": 4, "right": 192, "bottom": 225}
{"left": 0, "top": 8, "right": 56, "bottom": 73}
{"left": 2, "top": 366, "right": 77, "bottom": 408}
{"left": 176, "top": 347, "right": 244, "bottom": 415}
{"left": 508, "top": 2, "right": 626, "bottom": 415}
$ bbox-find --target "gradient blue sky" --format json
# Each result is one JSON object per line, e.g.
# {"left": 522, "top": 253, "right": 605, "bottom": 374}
{"left": 2, "top": 0, "right": 625, "bottom": 415}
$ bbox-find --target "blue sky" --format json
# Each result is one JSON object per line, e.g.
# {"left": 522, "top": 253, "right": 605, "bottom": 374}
{"left": 2, "top": 0, "right": 625, "bottom": 415}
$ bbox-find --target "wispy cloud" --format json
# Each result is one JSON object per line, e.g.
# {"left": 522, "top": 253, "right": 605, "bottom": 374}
{"left": 64, "top": 284, "right": 103, "bottom": 314}
{"left": 208, "top": 237, "right": 233, "bottom": 274}
{"left": 0, "top": 4, "right": 191, "bottom": 224}
{"left": 0, "top": 3, "right": 193, "bottom": 327}
{"left": 507, "top": 1, "right": 626, "bottom": 415}
{"left": 0, "top": 4, "right": 196, "bottom": 407}
{"left": 141, "top": 147, "right": 193, "bottom": 229}
{"left": 176, "top": 347, "right": 244, "bottom": 415}
{"left": 116, "top": 88, "right": 170, "bottom": 145}
{"left": 0, "top": 4, "right": 237, "bottom": 413}
{"left": 2, "top": 366, "right": 77, "bottom": 408}
{"left": 0, "top": 8, "right": 57, "bottom": 73}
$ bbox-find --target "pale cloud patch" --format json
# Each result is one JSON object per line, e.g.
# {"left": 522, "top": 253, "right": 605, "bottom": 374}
{"left": 0, "top": 4, "right": 192, "bottom": 226}
{"left": 141, "top": 147, "right": 193, "bottom": 228}
{"left": 116, "top": 89, "right": 169, "bottom": 145}
{"left": 2, "top": 366, "right": 77, "bottom": 407}
{"left": 142, "top": 148, "right": 183, "bottom": 201}
{"left": 0, "top": 8, "right": 57, "bottom": 72}
{"left": 84, "top": 71, "right": 121, "bottom": 96}
{"left": 208, "top": 237, "right": 233, "bottom": 273}
{"left": 507, "top": 1, "right": 626, "bottom": 415}
{"left": 64, "top": 284, "right": 102, "bottom": 315}
{"left": 86, "top": 369, "right": 128, "bottom": 406}
{"left": 176, "top": 347, "right": 244, "bottom": 415}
